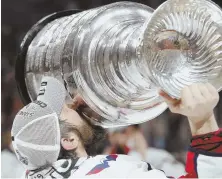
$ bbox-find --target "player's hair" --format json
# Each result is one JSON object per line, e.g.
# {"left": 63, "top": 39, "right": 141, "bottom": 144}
{"left": 58, "top": 118, "right": 107, "bottom": 159}
{"left": 58, "top": 120, "right": 80, "bottom": 159}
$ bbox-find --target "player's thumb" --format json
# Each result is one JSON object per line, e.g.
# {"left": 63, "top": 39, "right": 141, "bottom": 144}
{"left": 159, "top": 90, "right": 179, "bottom": 106}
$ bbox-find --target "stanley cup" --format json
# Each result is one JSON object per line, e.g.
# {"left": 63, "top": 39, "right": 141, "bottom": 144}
{"left": 16, "top": 0, "right": 222, "bottom": 127}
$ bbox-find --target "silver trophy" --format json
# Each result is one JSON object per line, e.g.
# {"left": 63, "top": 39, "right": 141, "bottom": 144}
{"left": 16, "top": 0, "right": 222, "bottom": 128}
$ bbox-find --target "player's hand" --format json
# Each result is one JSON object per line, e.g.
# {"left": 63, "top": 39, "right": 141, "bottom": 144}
{"left": 159, "top": 83, "right": 219, "bottom": 119}
{"left": 159, "top": 83, "right": 219, "bottom": 135}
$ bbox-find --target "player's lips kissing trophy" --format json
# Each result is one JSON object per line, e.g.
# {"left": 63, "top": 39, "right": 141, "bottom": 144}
{"left": 16, "top": 0, "right": 222, "bottom": 127}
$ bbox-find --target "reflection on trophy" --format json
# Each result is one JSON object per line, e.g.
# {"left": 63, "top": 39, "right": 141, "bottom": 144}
{"left": 16, "top": 0, "right": 222, "bottom": 127}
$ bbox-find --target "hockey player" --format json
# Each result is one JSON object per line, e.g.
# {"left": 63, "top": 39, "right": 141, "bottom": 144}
{"left": 12, "top": 77, "right": 222, "bottom": 178}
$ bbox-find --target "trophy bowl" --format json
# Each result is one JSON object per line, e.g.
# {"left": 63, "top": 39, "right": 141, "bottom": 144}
{"left": 141, "top": 0, "right": 222, "bottom": 98}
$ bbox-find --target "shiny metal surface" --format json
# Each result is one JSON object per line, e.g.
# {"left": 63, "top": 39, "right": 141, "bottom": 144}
{"left": 141, "top": 0, "right": 222, "bottom": 98}
{"left": 21, "top": 0, "right": 222, "bottom": 128}
{"left": 24, "top": 2, "right": 167, "bottom": 128}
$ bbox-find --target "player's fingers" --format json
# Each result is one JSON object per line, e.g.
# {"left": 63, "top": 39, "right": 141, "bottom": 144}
{"left": 159, "top": 90, "right": 179, "bottom": 105}
{"left": 189, "top": 83, "right": 204, "bottom": 101}
{"left": 181, "top": 85, "right": 194, "bottom": 108}
{"left": 198, "top": 83, "right": 212, "bottom": 99}
{"left": 206, "top": 83, "right": 218, "bottom": 95}
{"left": 206, "top": 83, "right": 219, "bottom": 103}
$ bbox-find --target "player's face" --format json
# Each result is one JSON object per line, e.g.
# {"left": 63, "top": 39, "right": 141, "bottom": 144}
{"left": 60, "top": 105, "right": 84, "bottom": 127}
{"left": 60, "top": 105, "right": 94, "bottom": 143}
{"left": 60, "top": 104, "right": 106, "bottom": 155}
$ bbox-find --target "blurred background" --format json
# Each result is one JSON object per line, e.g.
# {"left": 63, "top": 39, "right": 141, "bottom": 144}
{"left": 2, "top": 0, "right": 222, "bottom": 178}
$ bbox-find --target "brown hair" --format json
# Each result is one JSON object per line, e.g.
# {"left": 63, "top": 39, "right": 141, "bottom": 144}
{"left": 58, "top": 118, "right": 107, "bottom": 159}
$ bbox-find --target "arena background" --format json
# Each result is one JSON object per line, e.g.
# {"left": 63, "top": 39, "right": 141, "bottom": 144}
{"left": 2, "top": 0, "right": 222, "bottom": 171}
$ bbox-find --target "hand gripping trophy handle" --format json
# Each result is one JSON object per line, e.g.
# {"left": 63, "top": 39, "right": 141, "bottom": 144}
{"left": 15, "top": 1, "right": 222, "bottom": 127}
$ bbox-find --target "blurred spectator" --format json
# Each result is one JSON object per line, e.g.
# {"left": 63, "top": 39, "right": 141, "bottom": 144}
{"left": 105, "top": 125, "right": 185, "bottom": 177}
{"left": 105, "top": 127, "right": 131, "bottom": 155}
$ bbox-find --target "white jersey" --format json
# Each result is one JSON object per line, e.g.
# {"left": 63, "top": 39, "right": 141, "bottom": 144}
{"left": 1, "top": 149, "right": 24, "bottom": 178}
{"left": 22, "top": 129, "right": 222, "bottom": 178}
{"left": 128, "top": 148, "right": 185, "bottom": 178}
{"left": 23, "top": 155, "right": 167, "bottom": 178}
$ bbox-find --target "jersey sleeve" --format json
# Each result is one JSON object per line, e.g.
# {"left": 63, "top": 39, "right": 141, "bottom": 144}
{"left": 180, "top": 129, "right": 222, "bottom": 178}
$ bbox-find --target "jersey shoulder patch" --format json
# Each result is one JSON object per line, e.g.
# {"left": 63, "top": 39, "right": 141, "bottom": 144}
{"left": 86, "top": 154, "right": 118, "bottom": 175}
